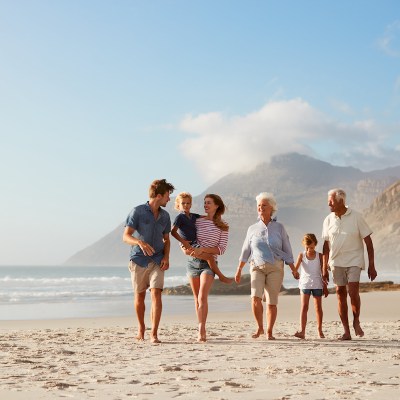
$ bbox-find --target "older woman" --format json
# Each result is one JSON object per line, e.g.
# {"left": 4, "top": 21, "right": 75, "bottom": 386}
{"left": 235, "top": 192, "right": 299, "bottom": 340}
{"left": 184, "top": 194, "right": 229, "bottom": 342}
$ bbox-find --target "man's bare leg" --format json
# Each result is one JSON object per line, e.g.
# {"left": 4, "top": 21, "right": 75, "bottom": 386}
{"left": 150, "top": 288, "right": 162, "bottom": 343}
{"left": 134, "top": 291, "right": 146, "bottom": 340}
{"left": 251, "top": 296, "right": 265, "bottom": 338}
{"left": 348, "top": 282, "right": 364, "bottom": 337}
{"left": 336, "top": 285, "right": 351, "bottom": 340}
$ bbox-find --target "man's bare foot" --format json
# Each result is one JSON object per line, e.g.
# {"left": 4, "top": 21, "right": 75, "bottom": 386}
{"left": 294, "top": 331, "right": 305, "bottom": 339}
{"left": 218, "top": 275, "right": 234, "bottom": 284}
{"left": 252, "top": 328, "right": 265, "bottom": 338}
{"left": 353, "top": 322, "right": 364, "bottom": 337}
{"left": 197, "top": 335, "right": 207, "bottom": 342}
{"left": 151, "top": 336, "right": 161, "bottom": 344}
{"left": 267, "top": 335, "right": 276, "bottom": 340}
{"left": 318, "top": 331, "right": 325, "bottom": 339}
{"left": 338, "top": 333, "right": 352, "bottom": 340}
{"left": 135, "top": 335, "right": 145, "bottom": 341}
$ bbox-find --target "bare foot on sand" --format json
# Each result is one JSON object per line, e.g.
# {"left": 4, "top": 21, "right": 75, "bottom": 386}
{"left": 294, "top": 331, "right": 305, "bottom": 339}
{"left": 252, "top": 328, "right": 265, "bottom": 338}
{"left": 338, "top": 333, "right": 352, "bottom": 341}
{"left": 353, "top": 322, "right": 364, "bottom": 337}
{"left": 219, "top": 275, "right": 234, "bottom": 284}
{"left": 151, "top": 336, "right": 161, "bottom": 344}
{"left": 136, "top": 327, "right": 145, "bottom": 341}
{"left": 197, "top": 335, "right": 207, "bottom": 342}
{"left": 318, "top": 331, "right": 325, "bottom": 339}
{"left": 266, "top": 335, "right": 276, "bottom": 340}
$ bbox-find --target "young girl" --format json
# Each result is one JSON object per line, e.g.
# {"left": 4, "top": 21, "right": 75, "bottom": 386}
{"left": 172, "top": 192, "right": 233, "bottom": 285}
{"left": 293, "top": 233, "right": 329, "bottom": 339}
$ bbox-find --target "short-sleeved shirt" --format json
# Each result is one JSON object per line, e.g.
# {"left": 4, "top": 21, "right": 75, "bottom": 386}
{"left": 322, "top": 207, "right": 372, "bottom": 269}
{"left": 125, "top": 202, "right": 171, "bottom": 268}
{"left": 239, "top": 218, "right": 294, "bottom": 266}
{"left": 172, "top": 212, "right": 201, "bottom": 243}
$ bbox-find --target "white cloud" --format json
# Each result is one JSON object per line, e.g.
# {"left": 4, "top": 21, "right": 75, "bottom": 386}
{"left": 178, "top": 99, "right": 400, "bottom": 182}
{"left": 377, "top": 20, "right": 400, "bottom": 57}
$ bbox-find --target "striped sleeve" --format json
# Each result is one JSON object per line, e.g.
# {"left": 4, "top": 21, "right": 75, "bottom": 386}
{"left": 196, "top": 219, "right": 229, "bottom": 258}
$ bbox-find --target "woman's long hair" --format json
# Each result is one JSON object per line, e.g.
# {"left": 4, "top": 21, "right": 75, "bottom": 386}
{"left": 205, "top": 194, "right": 229, "bottom": 232}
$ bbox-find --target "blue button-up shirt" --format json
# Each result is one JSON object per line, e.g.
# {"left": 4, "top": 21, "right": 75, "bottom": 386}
{"left": 125, "top": 202, "right": 171, "bottom": 268}
{"left": 239, "top": 218, "right": 294, "bottom": 266}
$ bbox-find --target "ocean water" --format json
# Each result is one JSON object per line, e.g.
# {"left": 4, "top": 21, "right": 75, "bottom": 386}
{"left": 0, "top": 266, "right": 398, "bottom": 321}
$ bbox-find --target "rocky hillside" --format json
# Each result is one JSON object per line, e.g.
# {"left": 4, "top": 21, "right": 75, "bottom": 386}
{"left": 364, "top": 180, "right": 400, "bottom": 271}
{"left": 64, "top": 153, "right": 400, "bottom": 270}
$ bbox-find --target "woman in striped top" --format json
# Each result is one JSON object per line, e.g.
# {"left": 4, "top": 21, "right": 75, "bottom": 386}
{"left": 184, "top": 194, "right": 229, "bottom": 342}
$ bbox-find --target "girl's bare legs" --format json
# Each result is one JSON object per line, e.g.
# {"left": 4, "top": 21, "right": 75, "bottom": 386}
{"left": 314, "top": 296, "right": 325, "bottom": 338}
{"left": 295, "top": 293, "right": 310, "bottom": 339}
{"left": 189, "top": 273, "right": 215, "bottom": 341}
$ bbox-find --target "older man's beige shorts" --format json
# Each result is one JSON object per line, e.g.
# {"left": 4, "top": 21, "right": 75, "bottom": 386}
{"left": 250, "top": 259, "right": 284, "bottom": 305}
{"left": 129, "top": 261, "right": 164, "bottom": 294}
{"left": 331, "top": 266, "right": 361, "bottom": 286}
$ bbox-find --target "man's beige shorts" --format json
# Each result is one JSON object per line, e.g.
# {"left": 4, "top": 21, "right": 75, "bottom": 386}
{"left": 331, "top": 266, "right": 361, "bottom": 286}
{"left": 250, "top": 259, "right": 284, "bottom": 305}
{"left": 129, "top": 261, "right": 164, "bottom": 294}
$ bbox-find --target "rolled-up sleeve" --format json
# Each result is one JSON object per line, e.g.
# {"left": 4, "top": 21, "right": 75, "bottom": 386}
{"left": 239, "top": 229, "right": 252, "bottom": 263}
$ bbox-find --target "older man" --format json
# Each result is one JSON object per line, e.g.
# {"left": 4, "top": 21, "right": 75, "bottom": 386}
{"left": 322, "top": 188, "right": 377, "bottom": 340}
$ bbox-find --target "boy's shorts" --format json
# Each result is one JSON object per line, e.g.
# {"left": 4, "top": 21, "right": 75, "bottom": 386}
{"left": 332, "top": 266, "right": 361, "bottom": 286}
{"left": 129, "top": 260, "right": 164, "bottom": 294}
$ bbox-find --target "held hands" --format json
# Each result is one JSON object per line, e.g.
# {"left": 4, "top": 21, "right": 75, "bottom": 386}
{"left": 292, "top": 270, "right": 300, "bottom": 280}
{"left": 235, "top": 267, "right": 242, "bottom": 284}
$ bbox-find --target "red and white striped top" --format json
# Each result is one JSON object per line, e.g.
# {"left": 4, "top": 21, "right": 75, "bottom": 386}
{"left": 195, "top": 218, "right": 229, "bottom": 260}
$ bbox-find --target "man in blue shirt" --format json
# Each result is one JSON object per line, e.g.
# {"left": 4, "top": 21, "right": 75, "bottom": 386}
{"left": 123, "top": 178, "right": 175, "bottom": 343}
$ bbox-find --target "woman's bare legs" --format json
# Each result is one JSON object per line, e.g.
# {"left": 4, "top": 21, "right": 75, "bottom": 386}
{"left": 251, "top": 296, "right": 265, "bottom": 338}
{"left": 266, "top": 304, "right": 277, "bottom": 340}
{"left": 189, "top": 273, "right": 215, "bottom": 341}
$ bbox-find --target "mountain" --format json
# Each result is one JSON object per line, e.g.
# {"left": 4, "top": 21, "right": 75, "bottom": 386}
{"left": 364, "top": 180, "right": 400, "bottom": 271}
{"left": 64, "top": 153, "right": 400, "bottom": 271}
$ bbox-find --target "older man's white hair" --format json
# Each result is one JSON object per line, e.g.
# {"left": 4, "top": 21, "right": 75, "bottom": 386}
{"left": 328, "top": 188, "right": 347, "bottom": 203}
{"left": 255, "top": 192, "right": 278, "bottom": 214}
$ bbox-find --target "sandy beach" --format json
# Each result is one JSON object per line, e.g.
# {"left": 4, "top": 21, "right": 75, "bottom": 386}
{"left": 1, "top": 292, "right": 399, "bottom": 399}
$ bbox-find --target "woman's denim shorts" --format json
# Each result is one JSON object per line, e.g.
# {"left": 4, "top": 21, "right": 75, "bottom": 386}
{"left": 186, "top": 258, "right": 215, "bottom": 278}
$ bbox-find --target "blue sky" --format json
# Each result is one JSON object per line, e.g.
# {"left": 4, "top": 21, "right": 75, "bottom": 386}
{"left": 1, "top": 0, "right": 399, "bottom": 265}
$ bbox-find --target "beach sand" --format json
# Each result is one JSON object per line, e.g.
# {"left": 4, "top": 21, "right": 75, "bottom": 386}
{"left": 1, "top": 292, "right": 399, "bottom": 399}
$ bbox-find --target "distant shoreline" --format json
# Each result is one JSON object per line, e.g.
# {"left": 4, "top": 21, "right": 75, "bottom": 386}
{"left": 164, "top": 275, "right": 400, "bottom": 295}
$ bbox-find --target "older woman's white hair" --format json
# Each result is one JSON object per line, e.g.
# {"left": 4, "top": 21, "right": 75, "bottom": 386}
{"left": 328, "top": 188, "right": 346, "bottom": 203}
{"left": 255, "top": 192, "right": 278, "bottom": 214}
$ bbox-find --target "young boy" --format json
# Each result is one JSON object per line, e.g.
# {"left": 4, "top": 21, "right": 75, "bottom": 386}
{"left": 172, "top": 192, "right": 233, "bottom": 284}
